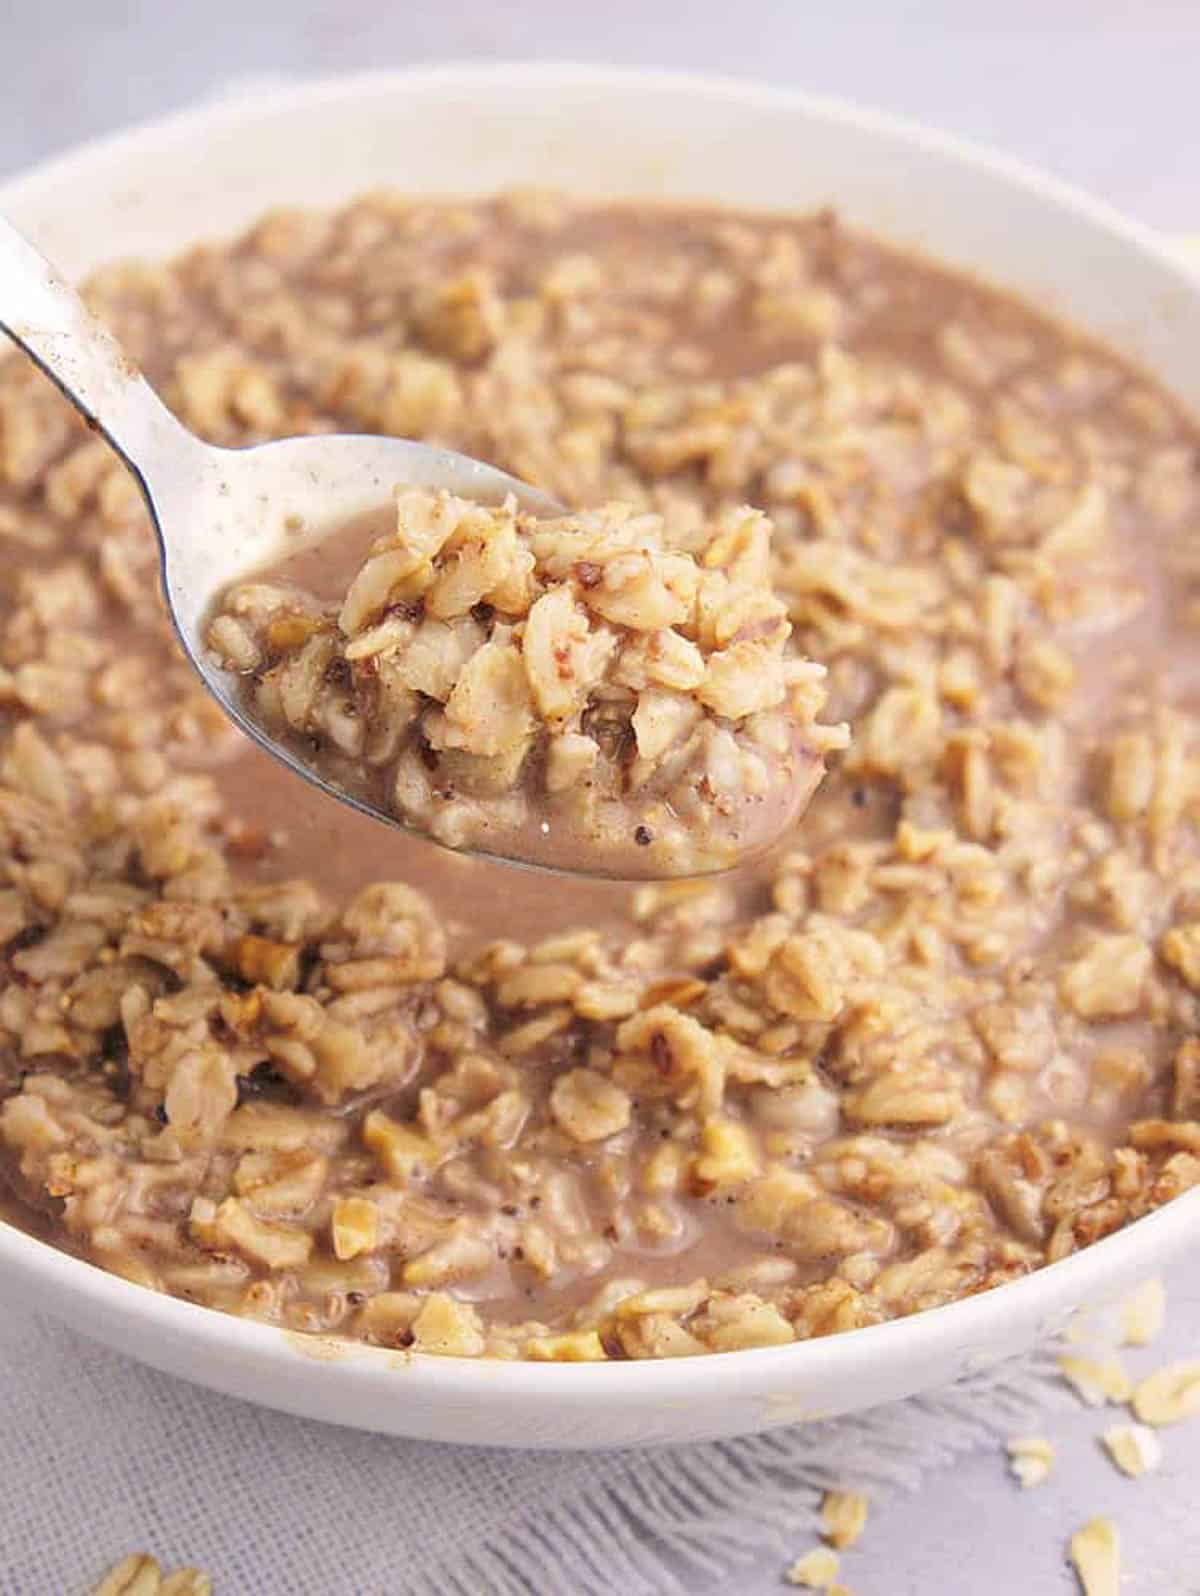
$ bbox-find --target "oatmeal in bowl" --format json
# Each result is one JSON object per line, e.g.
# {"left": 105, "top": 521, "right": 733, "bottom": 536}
{"left": 1, "top": 126, "right": 1200, "bottom": 1393}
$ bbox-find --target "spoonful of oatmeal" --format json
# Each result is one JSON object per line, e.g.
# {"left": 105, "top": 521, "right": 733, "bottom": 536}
{"left": 0, "top": 216, "right": 845, "bottom": 877}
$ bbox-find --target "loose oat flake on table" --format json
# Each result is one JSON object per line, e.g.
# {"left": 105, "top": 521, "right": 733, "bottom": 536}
{"left": 784, "top": 1545, "right": 842, "bottom": 1588}
{"left": 1057, "top": 1353, "right": 1134, "bottom": 1408}
{"left": 89, "top": 1552, "right": 212, "bottom": 1596}
{"left": 2, "top": 192, "right": 1200, "bottom": 1361}
{"left": 1100, "top": 1420, "right": 1163, "bottom": 1477}
{"left": 1005, "top": 1434, "right": 1056, "bottom": 1489}
{"left": 1118, "top": 1275, "right": 1166, "bottom": 1346}
{"left": 1068, "top": 1517, "right": 1121, "bottom": 1596}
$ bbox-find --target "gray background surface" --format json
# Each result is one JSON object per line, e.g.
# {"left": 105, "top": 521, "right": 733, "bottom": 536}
{"left": 3, "top": 0, "right": 1199, "bottom": 231}
{"left": 3, "top": 3, "right": 1199, "bottom": 1592}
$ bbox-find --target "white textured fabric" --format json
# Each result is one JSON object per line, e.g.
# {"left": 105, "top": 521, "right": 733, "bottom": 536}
{"left": 0, "top": 1300, "right": 1076, "bottom": 1595}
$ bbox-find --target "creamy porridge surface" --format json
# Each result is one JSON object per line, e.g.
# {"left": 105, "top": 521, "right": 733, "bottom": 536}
{"left": 2, "top": 192, "right": 1199, "bottom": 1362}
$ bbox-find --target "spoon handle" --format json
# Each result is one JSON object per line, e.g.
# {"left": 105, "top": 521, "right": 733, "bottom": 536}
{"left": 0, "top": 212, "right": 198, "bottom": 485}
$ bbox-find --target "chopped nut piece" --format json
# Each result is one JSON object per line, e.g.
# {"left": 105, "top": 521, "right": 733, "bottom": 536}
{"left": 525, "top": 1329, "right": 608, "bottom": 1361}
{"left": 362, "top": 1111, "right": 439, "bottom": 1181}
{"left": 331, "top": 1196, "right": 380, "bottom": 1261}
{"left": 690, "top": 1117, "right": 761, "bottom": 1191}
{"left": 1068, "top": 1517, "right": 1120, "bottom": 1596}
{"left": 231, "top": 932, "right": 301, "bottom": 990}
{"left": 1006, "top": 1435, "right": 1055, "bottom": 1489}
{"left": 409, "top": 1292, "right": 487, "bottom": 1357}
{"left": 1101, "top": 1422, "right": 1163, "bottom": 1477}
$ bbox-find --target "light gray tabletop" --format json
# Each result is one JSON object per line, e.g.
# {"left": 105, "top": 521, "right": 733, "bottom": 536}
{"left": 2, "top": 5, "right": 1198, "bottom": 1592}
{"left": 791, "top": 1259, "right": 1200, "bottom": 1595}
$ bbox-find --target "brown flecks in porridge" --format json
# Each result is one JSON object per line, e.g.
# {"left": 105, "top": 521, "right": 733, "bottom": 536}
{"left": 207, "top": 489, "right": 843, "bottom": 876}
{"left": 0, "top": 192, "right": 1199, "bottom": 1361}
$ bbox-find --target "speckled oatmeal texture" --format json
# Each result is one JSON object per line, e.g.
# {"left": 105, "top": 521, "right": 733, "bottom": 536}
{"left": 1, "top": 192, "right": 1200, "bottom": 1362}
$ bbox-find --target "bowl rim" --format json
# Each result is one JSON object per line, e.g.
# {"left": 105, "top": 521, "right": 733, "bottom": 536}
{"left": 4, "top": 1151, "right": 1198, "bottom": 1400}
{"left": 0, "top": 59, "right": 1188, "bottom": 269}
{"left": 2, "top": 58, "right": 1198, "bottom": 1407}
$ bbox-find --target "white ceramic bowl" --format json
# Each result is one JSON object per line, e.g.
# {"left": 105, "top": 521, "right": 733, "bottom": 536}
{"left": 3, "top": 64, "right": 1198, "bottom": 1451}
